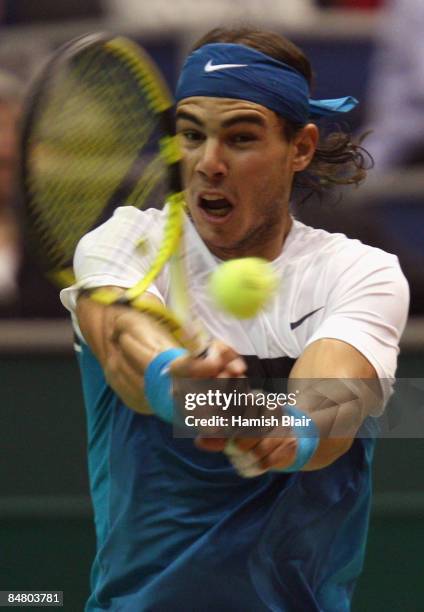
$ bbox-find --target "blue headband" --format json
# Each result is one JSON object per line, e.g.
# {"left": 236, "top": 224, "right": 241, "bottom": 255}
{"left": 175, "top": 43, "right": 358, "bottom": 124}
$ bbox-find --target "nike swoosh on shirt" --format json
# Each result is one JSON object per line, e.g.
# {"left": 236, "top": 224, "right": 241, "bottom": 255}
{"left": 204, "top": 60, "right": 248, "bottom": 72}
{"left": 290, "top": 307, "right": 324, "bottom": 330}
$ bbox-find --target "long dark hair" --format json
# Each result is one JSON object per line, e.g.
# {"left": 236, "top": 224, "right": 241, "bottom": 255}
{"left": 191, "top": 28, "right": 372, "bottom": 201}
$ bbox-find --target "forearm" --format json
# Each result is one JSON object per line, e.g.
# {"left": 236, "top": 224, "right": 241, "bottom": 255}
{"left": 216, "top": 338, "right": 382, "bottom": 477}
{"left": 76, "top": 292, "right": 246, "bottom": 418}
{"left": 76, "top": 291, "right": 179, "bottom": 414}
{"left": 289, "top": 338, "right": 381, "bottom": 469}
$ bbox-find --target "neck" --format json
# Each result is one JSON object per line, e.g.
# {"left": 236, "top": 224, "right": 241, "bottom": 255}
{"left": 207, "top": 214, "right": 293, "bottom": 262}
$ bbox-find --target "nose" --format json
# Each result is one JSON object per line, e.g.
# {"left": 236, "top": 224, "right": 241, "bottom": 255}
{"left": 195, "top": 138, "right": 227, "bottom": 180}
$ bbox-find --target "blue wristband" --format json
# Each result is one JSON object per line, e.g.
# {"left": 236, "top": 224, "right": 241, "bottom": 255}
{"left": 144, "top": 348, "right": 188, "bottom": 423}
{"left": 279, "top": 406, "right": 320, "bottom": 472}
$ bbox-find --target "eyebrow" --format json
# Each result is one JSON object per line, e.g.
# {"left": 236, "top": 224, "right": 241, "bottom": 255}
{"left": 175, "top": 109, "right": 266, "bottom": 129}
{"left": 175, "top": 110, "right": 203, "bottom": 127}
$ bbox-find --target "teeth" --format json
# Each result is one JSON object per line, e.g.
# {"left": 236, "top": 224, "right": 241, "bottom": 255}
{"left": 202, "top": 194, "right": 225, "bottom": 201}
{"left": 207, "top": 208, "right": 229, "bottom": 217}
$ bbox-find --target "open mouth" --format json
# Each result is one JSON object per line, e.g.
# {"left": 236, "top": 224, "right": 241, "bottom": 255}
{"left": 198, "top": 195, "right": 233, "bottom": 218}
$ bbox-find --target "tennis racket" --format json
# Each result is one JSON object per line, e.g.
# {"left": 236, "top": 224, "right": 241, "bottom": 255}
{"left": 19, "top": 33, "right": 267, "bottom": 470}
{"left": 20, "top": 32, "right": 206, "bottom": 352}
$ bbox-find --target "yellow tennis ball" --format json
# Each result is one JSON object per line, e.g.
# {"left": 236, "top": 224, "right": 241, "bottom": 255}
{"left": 208, "top": 257, "right": 278, "bottom": 319}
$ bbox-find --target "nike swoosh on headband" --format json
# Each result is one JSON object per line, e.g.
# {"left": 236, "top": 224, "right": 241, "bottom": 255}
{"left": 290, "top": 307, "right": 324, "bottom": 330}
{"left": 204, "top": 59, "right": 248, "bottom": 72}
{"left": 177, "top": 44, "right": 359, "bottom": 123}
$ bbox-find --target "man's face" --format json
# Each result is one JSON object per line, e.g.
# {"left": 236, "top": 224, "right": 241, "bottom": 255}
{"left": 176, "top": 97, "right": 299, "bottom": 260}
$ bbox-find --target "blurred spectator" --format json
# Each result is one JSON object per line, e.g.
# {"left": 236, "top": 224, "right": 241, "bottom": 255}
{"left": 0, "top": 69, "right": 22, "bottom": 311}
{"left": 0, "top": 42, "right": 67, "bottom": 318}
{"left": 316, "top": 0, "right": 382, "bottom": 8}
{"left": 365, "top": 0, "right": 424, "bottom": 171}
{"left": 0, "top": 69, "right": 66, "bottom": 320}
{"left": 3, "top": 0, "right": 103, "bottom": 24}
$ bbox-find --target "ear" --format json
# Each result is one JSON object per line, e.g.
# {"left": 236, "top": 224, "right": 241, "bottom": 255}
{"left": 292, "top": 123, "right": 319, "bottom": 172}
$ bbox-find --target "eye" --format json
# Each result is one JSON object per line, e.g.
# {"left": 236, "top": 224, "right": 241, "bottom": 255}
{"left": 230, "top": 132, "right": 258, "bottom": 145}
{"left": 178, "top": 129, "right": 204, "bottom": 144}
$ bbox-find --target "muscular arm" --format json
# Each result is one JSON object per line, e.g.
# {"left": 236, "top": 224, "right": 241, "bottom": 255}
{"left": 288, "top": 338, "right": 381, "bottom": 470}
{"left": 199, "top": 338, "right": 381, "bottom": 473}
{"left": 76, "top": 290, "right": 246, "bottom": 415}
{"left": 77, "top": 290, "right": 180, "bottom": 413}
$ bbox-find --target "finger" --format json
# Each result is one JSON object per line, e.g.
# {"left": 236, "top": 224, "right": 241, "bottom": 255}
{"left": 229, "top": 437, "right": 262, "bottom": 453}
{"left": 216, "top": 371, "right": 246, "bottom": 379}
{"left": 170, "top": 352, "right": 221, "bottom": 378}
{"left": 225, "top": 437, "right": 298, "bottom": 477}
{"left": 201, "top": 340, "right": 246, "bottom": 376}
{"left": 219, "top": 357, "right": 247, "bottom": 377}
{"left": 224, "top": 441, "right": 268, "bottom": 478}
{"left": 171, "top": 347, "right": 246, "bottom": 379}
{"left": 257, "top": 437, "right": 298, "bottom": 471}
{"left": 235, "top": 437, "right": 293, "bottom": 463}
{"left": 212, "top": 340, "right": 247, "bottom": 378}
{"left": 230, "top": 459, "right": 268, "bottom": 478}
{"left": 195, "top": 437, "right": 227, "bottom": 452}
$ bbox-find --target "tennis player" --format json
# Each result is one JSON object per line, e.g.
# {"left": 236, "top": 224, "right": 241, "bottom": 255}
{"left": 61, "top": 28, "right": 409, "bottom": 611}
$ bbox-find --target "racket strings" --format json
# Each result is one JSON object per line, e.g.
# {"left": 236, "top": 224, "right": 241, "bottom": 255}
{"left": 22, "top": 34, "right": 199, "bottom": 351}
{"left": 25, "top": 43, "right": 168, "bottom": 270}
